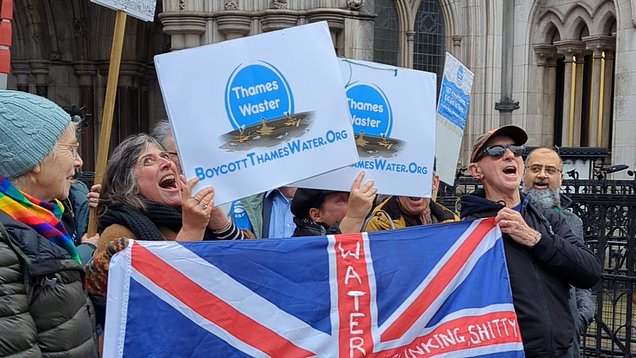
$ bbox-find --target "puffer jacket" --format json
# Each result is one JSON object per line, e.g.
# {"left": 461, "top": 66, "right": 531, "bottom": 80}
{"left": 364, "top": 197, "right": 458, "bottom": 232}
{"left": 0, "top": 212, "right": 98, "bottom": 357}
{"left": 459, "top": 190, "right": 601, "bottom": 358}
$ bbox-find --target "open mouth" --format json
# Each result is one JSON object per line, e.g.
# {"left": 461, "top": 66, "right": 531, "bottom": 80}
{"left": 503, "top": 166, "right": 517, "bottom": 176}
{"left": 533, "top": 182, "right": 549, "bottom": 189}
{"left": 159, "top": 174, "right": 177, "bottom": 189}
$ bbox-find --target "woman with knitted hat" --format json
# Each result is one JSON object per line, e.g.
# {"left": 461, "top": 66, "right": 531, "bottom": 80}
{"left": 84, "top": 133, "right": 244, "bottom": 335}
{"left": 0, "top": 90, "right": 98, "bottom": 357}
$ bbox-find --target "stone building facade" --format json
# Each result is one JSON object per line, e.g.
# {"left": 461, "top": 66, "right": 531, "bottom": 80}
{"left": 9, "top": 0, "right": 636, "bottom": 175}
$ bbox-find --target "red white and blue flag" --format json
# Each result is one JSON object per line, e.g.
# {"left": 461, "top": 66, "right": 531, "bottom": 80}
{"left": 104, "top": 218, "right": 524, "bottom": 357}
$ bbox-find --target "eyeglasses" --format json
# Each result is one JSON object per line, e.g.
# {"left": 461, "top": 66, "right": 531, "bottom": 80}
{"left": 526, "top": 164, "right": 562, "bottom": 176}
{"left": 58, "top": 143, "right": 80, "bottom": 158}
{"left": 476, "top": 144, "right": 525, "bottom": 161}
{"left": 166, "top": 151, "right": 178, "bottom": 157}
{"left": 139, "top": 152, "right": 172, "bottom": 167}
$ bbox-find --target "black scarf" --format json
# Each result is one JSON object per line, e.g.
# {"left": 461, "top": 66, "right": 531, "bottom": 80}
{"left": 292, "top": 218, "right": 340, "bottom": 237}
{"left": 99, "top": 200, "right": 215, "bottom": 241}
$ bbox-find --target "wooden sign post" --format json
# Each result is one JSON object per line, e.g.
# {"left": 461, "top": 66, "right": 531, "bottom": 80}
{"left": 86, "top": 0, "right": 156, "bottom": 236}
{"left": 86, "top": 10, "right": 127, "bottom": 236}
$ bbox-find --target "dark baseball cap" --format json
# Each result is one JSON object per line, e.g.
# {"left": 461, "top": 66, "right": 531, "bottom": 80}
{"left": 291, "top": 188, "right": 345, "bottom": 220}
{"left": 470, "top": 125, "right": 528, "bottom": 163}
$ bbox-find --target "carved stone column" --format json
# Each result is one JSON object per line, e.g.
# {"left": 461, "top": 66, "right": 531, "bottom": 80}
{"left": 405, "top": 31, "right": 415, "bottom": 68}
{"left": 534, "top": 45, "right": 558, "bottom": 143}
{"left": 260, "top": 10, "right": 298, "bottom": 33}
{"left": 11, "top": 60, "right": 30, "bottom": 92}
{"left": 119, "top": 62, "right": 148, "bottom": 136}
{"left": 495, "top": 0, "right": 517, "bottom": 125}
{"left": 602, "top": 50, "right": 615, "bottom": 148}
{"left": 306, "top": 10, "right": 346, "bottom": 55}
{"left": 217, "top": 12, "right": 252, "bottom": 40}
{"left": 73, "top": 62, "right": 97, "bottom": 169}
{"left": 573, "top": 54, "right": 586, "bottom": 145}
{"left": 159, "top": 12, "right": 206, "bottom": 50}
{"left": 30, "top": 60, "right": 50, "bottom": 97}
{"left": 584, "top": 36, "right": 614, "bottom": 147}
{"left": 555, "top": 41, "right": 585, "bottom": 146}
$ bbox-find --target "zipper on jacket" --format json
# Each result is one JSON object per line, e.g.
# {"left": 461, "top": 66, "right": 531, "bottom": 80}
{"left": 523, "top": 204, "right": 554, "bottom": 356}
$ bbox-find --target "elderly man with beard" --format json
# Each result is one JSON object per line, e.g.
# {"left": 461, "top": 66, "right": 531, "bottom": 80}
{"left": 459, "top": 125, "right": 601, "bottom": 358}
{"left": 522, "top": 147, "right": 596, "bottom": 357}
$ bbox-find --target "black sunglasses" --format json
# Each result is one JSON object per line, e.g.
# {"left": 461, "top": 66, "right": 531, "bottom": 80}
{"left": 477, "top": 144, "right": 525, "bottom": 161}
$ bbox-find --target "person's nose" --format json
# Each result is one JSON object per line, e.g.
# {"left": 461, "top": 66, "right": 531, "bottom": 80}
{"left": 502, "top": 147, "right": 516, "bottom": 160}
{"left": 537, "top": 167, "right": 549, "bottom": 179}
{"left": 158, "top": 156, "right": 172, "bottom": 168}
{"left": 74, "top": 153, "right": 83, "bottom": 169}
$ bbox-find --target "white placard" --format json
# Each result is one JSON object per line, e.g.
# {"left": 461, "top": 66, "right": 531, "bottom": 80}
{"left": 436, "top": 53, "right": 474, "bottom": 185}
{"left": 91, "top": 0, "right": 156, "bottom": 22}
{"left": 294, "top": 59, "right": 437, "bottom": 198}
{"left": 154, "top": 22, "right": 358, "bottom": 205}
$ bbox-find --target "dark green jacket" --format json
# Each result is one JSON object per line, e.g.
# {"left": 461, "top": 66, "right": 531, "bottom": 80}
{"left": 0, "top": 212, "right": 98, "bottom": 357}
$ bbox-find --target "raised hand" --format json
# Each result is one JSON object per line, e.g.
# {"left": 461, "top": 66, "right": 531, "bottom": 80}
{"left": 178, "top": 175, "right": 215, "bottom": 241}
{"left": 340, "top": 171, "right": 377, "bottom": 233}
{"left": 346, "top": 171, "right": 377, "bottom": 220}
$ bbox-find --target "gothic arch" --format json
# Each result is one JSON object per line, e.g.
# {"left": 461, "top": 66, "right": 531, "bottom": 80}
{"left": 12, "top": 0, "right": 49, "bottom": 60}
{"left": 411, "top": 0, "right": 447, "bottom": 78}
{"left": 413, "top": 0, "right": 457, "bottom": 41}
{"left": 562, "top": 5, "right": 593, "bottom": 39}
{"left": 545, "top": 23, "right": 561, "bottom": 44}
{"left": 537, "top": 8, "right": 565, "bottom": 27}
{"left": 394, "top": 0, "right": 412, "bottom": 67}
{"left": 592, "top": 10, "right": 617, "bottom": 36}
{"left": 534, "top": 10, "right": 564, "bottom": 44}
{"left": 67, "top": 1, "right": 93, "bottom": 61}
{"left": 563, "top": 2, "right": 595, "bottom": 21}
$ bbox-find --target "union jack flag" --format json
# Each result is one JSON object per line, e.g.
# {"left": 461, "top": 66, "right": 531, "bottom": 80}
{"left": 104, "top": 218, "right": 524, "bottom": 357}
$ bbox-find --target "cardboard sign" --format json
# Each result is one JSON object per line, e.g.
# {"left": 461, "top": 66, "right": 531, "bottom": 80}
{"left": 436, "top": 53, "right": 474, "bottom": 185}
{"left": 91, "top": 0, "right": 156, "bottom": 22}
{"left": 294, "top": 59, "right": 436, "bottom": 198}
{"left": 154, "top": 22, "right": 358, "bottom": 205}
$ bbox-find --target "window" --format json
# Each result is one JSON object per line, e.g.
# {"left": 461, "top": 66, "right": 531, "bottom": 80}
{"left": 413, "top": 0, "right": 445, "bottom": 89}
{"left": 373, "top": 0, "right": 399, "bottom": 66}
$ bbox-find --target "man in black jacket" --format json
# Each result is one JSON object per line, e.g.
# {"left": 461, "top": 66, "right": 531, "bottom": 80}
{"left": 460, "top": 125, "right": 601, "bottom": 357}
{"left": 522, "top": 146, "right": 596, "bottom": 357}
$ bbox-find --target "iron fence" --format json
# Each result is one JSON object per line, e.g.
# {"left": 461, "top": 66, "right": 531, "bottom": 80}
{"left": 438, "top": 178, "right": 635, "bottom": 357}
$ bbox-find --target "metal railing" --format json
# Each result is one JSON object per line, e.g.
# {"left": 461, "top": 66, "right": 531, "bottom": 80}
{"left": 438, "top": 178, "right": 635, "bottom": 357}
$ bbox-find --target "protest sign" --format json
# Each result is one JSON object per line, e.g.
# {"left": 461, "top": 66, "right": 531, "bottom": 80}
{"left": 90, "top": 0, "right": 156, "bottom": 22}
{"left": 436, "top": 53, "right": 474, "bottom": 185}
{"left": 295, "top": 59, "right": 436, "bottom": 198}
{"left": 155, "top": 22, "right": 358, "bottom": 205}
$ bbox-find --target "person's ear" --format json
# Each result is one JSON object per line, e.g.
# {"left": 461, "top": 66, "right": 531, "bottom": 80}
{"left": 432, "top": 174, "right": 440, "bottom": 191}
{"left": 469, "top": 163, "right": 482, "bottom": 180}
{"left": 308, "top": 207, "right": 321, "bottom": 222}
{"left": 31, "top": 163, "right": 42, "bottom": 175}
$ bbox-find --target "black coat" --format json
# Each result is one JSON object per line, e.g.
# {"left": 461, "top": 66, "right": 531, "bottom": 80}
{"left": 459, "top": 189, "right": 601, "bottom": 358}
{"left": 0, "top": 212, "right": 98, "bottom": 357}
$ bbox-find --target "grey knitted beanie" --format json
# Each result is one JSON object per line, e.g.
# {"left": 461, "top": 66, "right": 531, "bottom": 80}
{"left": 0, "top": 90, "right": 71, "bottom": 178}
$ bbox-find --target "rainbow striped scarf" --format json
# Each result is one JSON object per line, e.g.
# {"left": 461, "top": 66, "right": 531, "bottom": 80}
{"left": 0, "top": 176, "right": 81, "bottom": 263}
